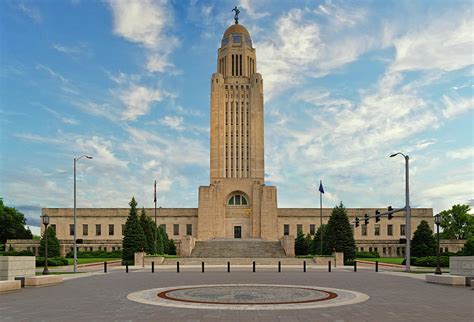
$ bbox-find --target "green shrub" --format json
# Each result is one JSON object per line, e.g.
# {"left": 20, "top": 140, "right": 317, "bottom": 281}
{"left": 66, "top": 250, "right": 122, "bottom": 258}
{"left": 401, "top": 257, "right": 418, "bottom": 265}
{"left": 356, "top": 251, "right": 380, "bottom": 258}
{"left": 414, "top": 256, "right": 449, "bottom": 267}
{"left": 36, "top": 257, "right": 68, "bottom": 267}
{"left": 463, "top": 237, "right": 474, "bottom": 256}
{"left": 3, "top": 250, "right": 34, "bottom": 256}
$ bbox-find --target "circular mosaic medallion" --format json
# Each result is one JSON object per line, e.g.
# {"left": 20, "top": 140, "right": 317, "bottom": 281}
{"left": 127, "top": 284, "right": 369, "bottom": 310}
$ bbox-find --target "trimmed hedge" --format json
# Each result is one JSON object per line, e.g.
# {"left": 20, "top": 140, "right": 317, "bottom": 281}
{"left": 402, "top": 256, "right": 449, "bottom": 267}
{"left": 36, "top": 257, "right": 68, "bottom": 267}
{"left": 3, "top": 250, "right": 35, "bottom": 256}
{"left": 356, "top": 251, "right": 380, "bottom": 258}
{"left": 66, "top": 250, "right": 122, "bottom": 258}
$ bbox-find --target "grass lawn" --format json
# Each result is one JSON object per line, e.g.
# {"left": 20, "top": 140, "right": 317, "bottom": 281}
{"left": 66, "top": 258, "right": 121, "bottom": 265}
{"left": 36, "top": 272, "right": 85, "bottom": 276}
{"left": 356, "top": 257, "right": 404, "bottom": 265}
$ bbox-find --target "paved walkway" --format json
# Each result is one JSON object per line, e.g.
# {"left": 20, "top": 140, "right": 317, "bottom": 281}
{"left": 1, "top": 268, "right": 472, "bottom": 321}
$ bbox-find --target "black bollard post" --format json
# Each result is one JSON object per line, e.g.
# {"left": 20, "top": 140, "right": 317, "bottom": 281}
{"left": 202, "top": 262, "right": 205, "bottom": 273}
{"left": 152, "top": 261, "right": 154, "bottom": 273}
{"left": 328, "top": 261, "right": 331, "bottom": 272}
{"left": 354, "top": 261, "right": 357, "bottom": 272}
{"left": 253, "top": 261, "right": 256, "bottom": 272}
{"left": 177, "top": 261, "right": 180, "bottom": 273}
{"left": 227, "top": 261, "right": 230, "bottom": 273}
{"left": 376, "top": 261, "right": 378, "bottom": 272}
{"left": 126, "top": 263, "right": 129, "bottom": 273}
{"left": 278, "top": 261, "right": 281, "bottom": 273}
{"left": 303, "top": 261, "right": 306, "bottom": 272}
{"left": 104, "top": 261, "right": 107, "bottom": 273}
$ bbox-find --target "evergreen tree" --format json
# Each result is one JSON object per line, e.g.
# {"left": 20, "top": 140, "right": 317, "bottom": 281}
{"left": 324, "top": 202, "right": 356, "bottom": 260}
{"left": 156, "top": 226, "right": 165, "bottom": 255}
{"left": 39, "top": 226, "right": 60, "bottom": 258}
{"left": 140, "top": 208, "right": 156, "bottom": 254}
{"left": 305, "top": 233, "right": 312, "bottom": 254}
{"left": 0, "top": 199, "right": 33, "bottom": 243}
{"left": 311, "top": 224, "right": 327, "bottom": 255}
{"left": 122, "top": 197, "right": 146, "bottom": 264}
{"left": 167, "top": 239, "right": 177, "bottom": 255}
{"left": 294, "top": 230, "right": 308, "bottom": 255}
{"left": 411, "top": 220, "right": 436, "bottom": 257}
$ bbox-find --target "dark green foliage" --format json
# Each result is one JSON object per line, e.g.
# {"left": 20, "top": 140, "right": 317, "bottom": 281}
{"left": 3, "top": 250, "right": 34, "bottom": 256}
{"left": 0, "top": 199, "right": 33, "bottom": 244}
{"left": 39, "top": 226, "right": 60, "bottom": 258}
{"left": 122, "top": 197, "right": 146, "bottom": 264}
{"left": 167, "top": 239, "right": 177, "bottom": 255}
{"left": 410, "top": 256, "right": 449, "bottom": 267}
{"left": 439, "top": 204, "right": 474, "bottom": 239}
{"left": 411, "top": 220, "right": 436, "bottom": 257}
{"left": 65, "top": 250, "right": 122, "bottom": 258}
{"left": 140, "top": 208, "right": 156, "bottom": 254}
{"left": 304, "top": 233, "right": 312, "bottom": 254}
{"left": 463, "top": 237, "right": 474, "bottom": 255}
{"left": 356, "top": 251, "right": 380, "bottom": 258}
{"left": 158, "top": 226, "right": 176, "bottom": 255}
{"left": 294, "top": 230, "right": 308, "bottom": 256}
{"left": 324, "top": 202, "right": 356, "bottom": 260}
{"left": 311, "top": 224, "right": 327, "bottom": 255}
{"left": 156, "top": 227, "right": 165, "bottom": 255}
{"left": 36, "top": 257, "right": 68, "bottom": 267}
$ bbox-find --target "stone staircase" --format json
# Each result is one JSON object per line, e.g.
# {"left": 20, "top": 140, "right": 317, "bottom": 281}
{"left": 190, "top": 239, "right": 287, "bottom": 258}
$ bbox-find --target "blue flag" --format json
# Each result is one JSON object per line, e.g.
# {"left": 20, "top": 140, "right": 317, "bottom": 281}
{"left": 318, "top": 181, "right": 325, "bottom": 194}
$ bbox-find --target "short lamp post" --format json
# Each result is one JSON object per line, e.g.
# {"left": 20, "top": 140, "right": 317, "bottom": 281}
{"left": 42, "top": 214, "right": 50, "bottom": 275}
{"left": 434, "top": 213, "right": 442, "bottom": 275}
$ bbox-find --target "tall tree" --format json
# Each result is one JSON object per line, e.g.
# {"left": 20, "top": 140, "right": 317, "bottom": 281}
{"left": 439, "top": 204, "right": 474, "bottom": 240}
{"left": 140, "top": 208, "right": 156, "bottom": 254}
{"left": 411, "top": 220, "right": 436, "bottom": 257}
{"left": 311, "top": 224, "right": 327, "bottom": 255}
{"left": 122, "top": 197, "right": 146, "bottom": 263}
{"left": 0, "top": 199, "right": 33, "bottom": 243}
{"left": 294, "top": 230, "right": 308, "bottom": 256}
{"left": 39, "top": 226, "right": 60, "bottom": 258}
{"left": 156, "top": 226, "right": 165, "bottom": 255}
{"left": 324, "top": 202, "right": 356, "bottom": 260}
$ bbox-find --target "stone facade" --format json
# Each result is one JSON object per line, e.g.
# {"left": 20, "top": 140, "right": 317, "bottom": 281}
{"left": 8, "top": 22, "right": 442, "bottom": 257}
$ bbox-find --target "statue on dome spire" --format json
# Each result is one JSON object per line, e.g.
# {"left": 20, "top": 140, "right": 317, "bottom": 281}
{"left": 232, "top": 6, "right": 240, "bottom": 24}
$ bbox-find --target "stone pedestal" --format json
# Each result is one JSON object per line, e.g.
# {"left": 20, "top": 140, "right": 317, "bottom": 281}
{"left": 280, "top": 235, "right": 295, "bottom": 257}
{"left": 0, "top": 256, "right": 35, "bottom": 281}
{"left": 180, "top": 236, "right": 196, "bottom": 257}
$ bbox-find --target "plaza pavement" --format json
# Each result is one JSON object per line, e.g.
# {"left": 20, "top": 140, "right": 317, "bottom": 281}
{"left": 0, "top": 266, "right": 472, "bottom": 322}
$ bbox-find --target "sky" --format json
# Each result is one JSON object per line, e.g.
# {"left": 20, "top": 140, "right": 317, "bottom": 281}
{"left": 0, "top": 0, "right": 473, "bottom": 235}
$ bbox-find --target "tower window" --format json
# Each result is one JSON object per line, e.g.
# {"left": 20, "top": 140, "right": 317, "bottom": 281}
{"left": 228, "top": 193, "right": 248, "bottom": 206}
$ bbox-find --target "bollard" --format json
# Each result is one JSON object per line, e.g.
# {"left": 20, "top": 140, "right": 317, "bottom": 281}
{"left": 278, "top": 261, "right": 281, "bottom": 273}
{"left": 303, "top": 261, "right": 306, "bottom": 272}
{"left": 354, "top": 261, "right": 357, "bottom": 272}
{"left": 152, "top": 261, "right": 154, "bottom": 273}
{"left": 376, "top": 261, "right": 378, "bottom": 272}
{"left": 227, "top": 261, "right": 230, "bottom": 273}
{"left": 202, "top": 261, "right": 205, "bottom": 273}
{"left": 253, "top": 261, "right": 256, "bottom": 272}
{"left": 126, "top": 263, "right": 129, "bottom": 273}
{"left": 104, "top": 261, "right": 107, "bottom": 273}
{"left": 328, "top": 261, "right": 331, "bottom": 272}
{"left": 177, "top": 261, "right": 180, "bottom": 273}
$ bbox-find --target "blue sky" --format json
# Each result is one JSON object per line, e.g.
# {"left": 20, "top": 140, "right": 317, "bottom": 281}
{"left": 0, "top": 0, "right": 472, "bottom": 234}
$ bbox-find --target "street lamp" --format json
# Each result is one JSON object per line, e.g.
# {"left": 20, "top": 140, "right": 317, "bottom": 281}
{"left": 390, "top": 152, "right": 411, "bottom": 272}
{"left": 42, "top": 214, "right": 50, "bottom": 275}
{"left": 434, "top": 213, "right": 442, "bottom": 275}
{"left": 74, "top": 155, "right": 93, "bottom": 273}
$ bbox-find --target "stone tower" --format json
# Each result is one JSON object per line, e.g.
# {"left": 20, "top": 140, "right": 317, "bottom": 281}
{"left": 197, "top": 22, "right": 278, "bottom": 241}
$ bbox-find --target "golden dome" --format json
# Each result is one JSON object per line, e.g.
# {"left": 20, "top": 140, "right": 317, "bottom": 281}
{"left": 223, "top": 24, "right": 250, "bottom": 38}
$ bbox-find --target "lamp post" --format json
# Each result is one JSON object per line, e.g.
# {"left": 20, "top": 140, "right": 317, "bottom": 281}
{"left": 74, "top": 155, "right": 93, "bottom": 273}
{"left": 42, "top": 214, "right": 50, "bottom": 275}
{"left": 434, "top": 213, "right": 442, "bottom": 275}
{"left": 390, "top": 152, "right": 411, "bottom": 272}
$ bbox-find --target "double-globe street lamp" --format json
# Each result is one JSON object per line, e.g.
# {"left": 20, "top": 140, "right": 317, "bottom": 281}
{"left": 74, "top": 155, "right": 93, "bottom": 273}
{"left": 42, "top": 214, "right": 50, "bottom": 275}
{"left": 434, "top": 213, "right": 442, "bottom": 275}
{"left": 390, "top": 152, "right": 411, "bottom": 272}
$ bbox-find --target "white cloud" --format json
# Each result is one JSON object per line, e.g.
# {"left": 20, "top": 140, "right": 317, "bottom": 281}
{"left": 17, "top": 2, "right": 42, "bottom": 23}
{"left": 119, "top": 85, "right": 163, "bottom": 120}
{"left": 107, "top": 0, "right": 179, "bottom": 73}
{"left": 314, "top": 1, "right": 367, "bottom": 28}
{"left": 52, "top": 43, "right": 84, "bottom": 55}
{"left": 442, "top": 94, "right": 473, "bottom": 118}
{"left": 238, "top": 0, "right": 269, "bottom": 20}
{"left": 160, "top": 115, "right": 184, "bottom": 131}
{"left": 447, "top": 147, "right": 474, "bottom": 160}
{"left": 75, "top": 136, "right": 128, "bottom": 170}
{"left": 35, "top": 64, "right": 68, "bottom": 84}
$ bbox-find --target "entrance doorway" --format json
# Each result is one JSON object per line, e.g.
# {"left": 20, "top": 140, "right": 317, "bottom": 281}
{"left": 234, "top": 226, "right": 242, "bottom": 239}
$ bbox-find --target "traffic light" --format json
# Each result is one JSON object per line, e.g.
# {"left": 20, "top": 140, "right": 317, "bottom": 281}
{"left": 375, "top": 210, "right": 381, "bottom": 222}
{"left": 364, "top": 214, "right": 369, "bottom": 225}
{"left": 387, "top": 206, "right": 393, "bottom": 220}
{"left": 355, "top": 217, "right": 360, "bottom": 228}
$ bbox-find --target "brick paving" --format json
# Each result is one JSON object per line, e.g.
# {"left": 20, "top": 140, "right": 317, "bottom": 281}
{"left": 0, "top": 267, "right": 472, "bottom": 321}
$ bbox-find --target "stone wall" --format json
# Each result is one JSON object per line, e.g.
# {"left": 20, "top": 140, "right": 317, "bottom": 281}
{"left": 280, "top": 235, "right": 295, "bottom": 257}
{"left": 450, "top": 256, "right": 474, "bottom": 277}
{"left": 0, "top": 256, "right": 35, "bottom": 281}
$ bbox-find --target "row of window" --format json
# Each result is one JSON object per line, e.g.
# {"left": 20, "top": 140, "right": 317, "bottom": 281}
{"left": 64, "top": 223, "right": 193, "bottom": 237}
{"left": 283, "top": 224, "right": 407, "bottom": 237}
{"left": 358, "top": 246, "right": 406, "bottom": 256}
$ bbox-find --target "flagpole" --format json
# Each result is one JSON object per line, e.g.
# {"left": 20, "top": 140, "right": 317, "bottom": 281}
{"left": 320, "top": 180, "right": 323, "bottom": 255}
{"left": 154, "top": 180, "right": 157, "bottom": 255}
